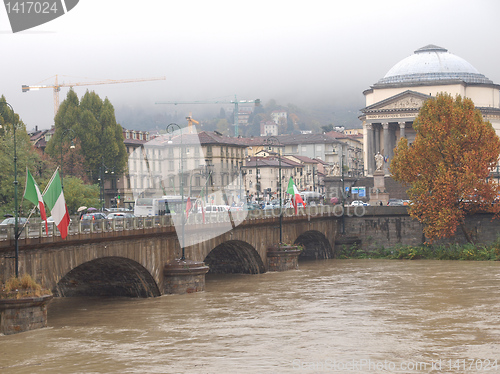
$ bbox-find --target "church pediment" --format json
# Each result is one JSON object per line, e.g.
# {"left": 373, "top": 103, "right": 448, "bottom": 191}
{"left": 362, "top": 90, "right": 432, "bottom": 112}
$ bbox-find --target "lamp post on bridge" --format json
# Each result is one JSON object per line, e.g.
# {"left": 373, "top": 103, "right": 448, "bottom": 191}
{"left": 167, "top": 123, "right": 185, "bottom": 260}
{"left": 60, "top": 128, "right": 76, "bottom": 191}
{"left": 98, "top": 159, "right": 114, "bottom": 211}
{"left": 163, "top": 123, "right": 209, "bottom": 294}
{"left": 263, "top": 136, "right": 282, "bottom": 243}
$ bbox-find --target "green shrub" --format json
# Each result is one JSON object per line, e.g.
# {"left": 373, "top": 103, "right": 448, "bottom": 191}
{"left": 339, "top": 238, "right": 500, "bottom": 261}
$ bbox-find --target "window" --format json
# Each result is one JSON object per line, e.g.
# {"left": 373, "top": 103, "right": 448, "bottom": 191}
{"left": 169, "top": 161, "right": 174, "bottom": 170}
{"left": 126, "top": 131, "right": 130, "bottom": 139}
{"left": 249, "top": 169, "right": 252, "bottom": 174}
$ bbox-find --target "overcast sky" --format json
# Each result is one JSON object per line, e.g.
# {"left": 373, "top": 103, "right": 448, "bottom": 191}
{"left": 1, "top": 0, "right": 499, "bottom": 130}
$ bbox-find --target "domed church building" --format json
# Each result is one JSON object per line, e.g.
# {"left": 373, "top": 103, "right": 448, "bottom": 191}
{"left": 360, "top": 45, "right": 500, "bottom": 176}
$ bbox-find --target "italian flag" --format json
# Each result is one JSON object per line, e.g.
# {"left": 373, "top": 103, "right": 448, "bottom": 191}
{"left": 43, "top": 170, "right": 71, "bottom": 239}
{"left": 23, "top": 169, "right": 48, "bottom": 233}
{"left": 287, "top": 177, "right": 306, "bottom": 214}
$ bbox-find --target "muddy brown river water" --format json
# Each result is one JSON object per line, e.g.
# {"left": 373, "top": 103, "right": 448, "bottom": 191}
{"left": 1, "top": 259, "right": 500, "bottom": 373}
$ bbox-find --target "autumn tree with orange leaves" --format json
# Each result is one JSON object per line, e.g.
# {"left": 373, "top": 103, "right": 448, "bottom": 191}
{"left": 390, "top": 93, "right": 500, "bottom": 243}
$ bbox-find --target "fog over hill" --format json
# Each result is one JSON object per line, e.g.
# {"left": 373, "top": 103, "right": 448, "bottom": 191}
{"left": 115, "top": 100, "right": 365, "bottom": 135}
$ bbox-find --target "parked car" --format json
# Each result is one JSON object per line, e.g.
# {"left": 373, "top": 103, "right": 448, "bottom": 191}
{"left": 80, "top": 212, "right": 108, "bottom": 230}
{"left": 0, "top": 217, "right": 29, "bottom": 234}
{"left": 204, "top": 205, "right": 230, "bottom": 213}
{"left": 351, "top": 200, "right": 369, "bottom": 206}
{"left": 263, "top": 202, "right": 276, "bottom": 210}
{"left": 0, "top": 217, "right": 28, "bottom": 225}
{"left": 107, "top": 212, "right": 135, "bottom": 220}
{"left": 244, "top": 202, "right": 261, "bottom": 210}
{"left": 107, "top": 212, "right": 135, "bottom": 229}
{"left": 387, "top": 199, "right": 405, "bottom": 206}
{"left": 42, "top": 216, "right": 72, "bottom": 231}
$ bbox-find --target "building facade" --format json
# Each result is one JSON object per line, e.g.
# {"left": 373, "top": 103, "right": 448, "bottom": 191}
{"left": 360, "top": 45, "right": 500, "bottom": 176}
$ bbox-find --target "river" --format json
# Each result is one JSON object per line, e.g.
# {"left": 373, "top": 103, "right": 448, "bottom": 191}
{"left": 1, "top": 259, "right": 500, "bottom": 373}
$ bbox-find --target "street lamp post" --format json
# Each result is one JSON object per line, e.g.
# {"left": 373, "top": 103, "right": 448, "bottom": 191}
{"left": 98, "top": 159, "right": 114, "bottom": 211}
{"left": 167, "top": 123, "right": 186, "bottom": 260}
{"left": 60, "top": 128, "right": 76, "bottom": 190}
{"left": 0, "top": 101, "right": 19, "bottom": 277}
{"left": 239, "top": 160, "right": 243, "bottom": 205}
{"left": 341, "top": 144, "right": 346, "bottom": 235}
{"left": 264, "top": 136, "right": 282, "bottom": 243}
{"left": 255, "top": 157, "right": 259, "bottom": 203}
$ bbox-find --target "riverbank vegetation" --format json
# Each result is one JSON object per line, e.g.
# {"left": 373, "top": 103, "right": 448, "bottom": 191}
{"left": 340, "top": 239, "right": 500, "bottom": 261}
{"left": 0, "top": 273, "right": 52, "bottom": 299}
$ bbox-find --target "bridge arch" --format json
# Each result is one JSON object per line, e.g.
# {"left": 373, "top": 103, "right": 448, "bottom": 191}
{"left": 294, "top": 230, "right": 334, "bottom": 260}
{"left": 54, "top": 256, "right": 161, "bottom": 298}
{"left": 204, "top": 240, "right": 265, "bottom": 274}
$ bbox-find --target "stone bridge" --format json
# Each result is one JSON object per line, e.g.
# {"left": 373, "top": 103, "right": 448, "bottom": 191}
{"left": 0, "top": 207, "right": 346, "bottom": 297}
{"left": 3, "top": 206, "right": 494, "bottom": 298}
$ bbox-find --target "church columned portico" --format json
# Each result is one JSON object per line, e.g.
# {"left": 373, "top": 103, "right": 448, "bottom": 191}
{"left": 360, "top": 45, "right": 500, "bottom": 177}
{"left": 364, "top": 119, "right": 412, "bottom": 176}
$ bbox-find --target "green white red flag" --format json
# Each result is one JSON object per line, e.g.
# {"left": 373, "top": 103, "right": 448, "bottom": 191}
{"left": 23, "top": 169, "right": 48, "bottom": 233}
{"left": 43, "top": 170, "right": 70, "bottom": 239}
{"left": 286, "top": 177, "right": 305, "bottom": 214}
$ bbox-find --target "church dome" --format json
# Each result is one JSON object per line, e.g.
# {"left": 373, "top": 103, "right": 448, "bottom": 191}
{"left": 376, "top": 45, "right": 492, "bottom": 86}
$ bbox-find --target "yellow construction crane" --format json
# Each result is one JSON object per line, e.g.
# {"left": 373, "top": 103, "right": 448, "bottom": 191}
{"left": 186, "top": 113, "right": 199, "bottom": 133}
{"left": 22, "top": 75, "right": 166, "bottom": 116}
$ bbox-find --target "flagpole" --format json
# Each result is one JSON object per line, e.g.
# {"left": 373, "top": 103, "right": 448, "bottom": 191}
{"left": 45, "top": 167, "right": 60, "bottom": 192}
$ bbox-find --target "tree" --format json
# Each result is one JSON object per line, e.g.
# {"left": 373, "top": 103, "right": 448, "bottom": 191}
{"left": 321, "top": 124, "right": 334, "bottom": 133}
{"left": 46, "top": 90, "right": 128, "bottom": 185}
{"left": 215, "top": 119, "right": 231, "bottom": 135}
{"left": 62, "top": 176, "right": 100, "bottom": 214}
{"left": 0, "top": 96, "right": 52, "bottom": 218}
{"left": 390, "top": 93, "right": 500, "bottom": 243}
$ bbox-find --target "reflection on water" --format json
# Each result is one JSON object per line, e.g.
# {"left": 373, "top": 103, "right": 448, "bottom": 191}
{"left": 1, "top": 260, "right": 500, "bottom": 373}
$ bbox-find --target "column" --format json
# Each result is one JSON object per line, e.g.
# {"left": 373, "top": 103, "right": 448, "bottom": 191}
{"left": 366, "top": 123, "right": 374, "bottom": 175}
{"left": 382, "top": 122, "right": 389, "bottom": 174}
{"left": 399, "top": 122, "right": 406, "bottom": 139}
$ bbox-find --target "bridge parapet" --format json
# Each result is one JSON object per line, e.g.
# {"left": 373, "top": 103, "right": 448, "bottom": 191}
{"left": 0, "top": 205, "right": 348, "bottom": 250}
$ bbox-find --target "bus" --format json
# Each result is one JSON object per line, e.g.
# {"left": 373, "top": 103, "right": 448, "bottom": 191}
{"left": 299, "top": 191, "right": 323, "bottom": 206}
{"left": 133, "top": 196, "right": 186, "bottom": 217}
{"left": 134, "top": 197, "right": 168, "bottom": 217}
